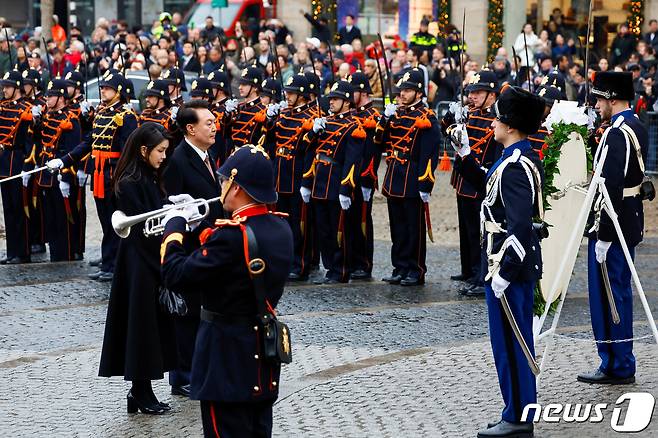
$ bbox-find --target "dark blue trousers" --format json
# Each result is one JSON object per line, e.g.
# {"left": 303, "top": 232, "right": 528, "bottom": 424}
{"left": 386, "top": 197, "right": 426, "bottom": 280}
{"left": 587, "top": 238, "right": 636, "bottom": 378}
{"left": 276, "top": 193, "right": 313, "bottom": 277}
{"left": 94, "top": 194, "right": 118, "bottom": 273}
{"left": 1, "top": 179, "right": 29, "bottom": 259}
{"left": 347, "top": 187, "right": 374, "bottom": 274}
{"left": 485, "top": 280, "right": 537, "bottom": 423}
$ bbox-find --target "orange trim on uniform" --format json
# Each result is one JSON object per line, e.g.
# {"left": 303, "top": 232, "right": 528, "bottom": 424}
{"left": 91, "top": 150, "right": 121, "bottom": 198}
{"left": 209, "top": 402, "right": 221, "bottom": 438}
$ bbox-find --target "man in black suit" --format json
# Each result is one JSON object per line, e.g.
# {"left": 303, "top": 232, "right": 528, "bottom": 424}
{"left": 337, "top": 15, "right": 362, "bottom": 45}
{"left": 181, "top": 40, "right": 201, "bottom": 74}
{"left": 644, "top": 19, "right": 658, "bottom": 52}
{"left": 163, "top": 99, "right": 223, "bottom": 397}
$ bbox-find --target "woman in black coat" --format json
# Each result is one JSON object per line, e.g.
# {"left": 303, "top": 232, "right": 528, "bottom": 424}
{"left": 98, "top": 122, "right": 176, "bottom": 414}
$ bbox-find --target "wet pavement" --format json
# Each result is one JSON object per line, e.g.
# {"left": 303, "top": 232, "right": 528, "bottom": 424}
{"left": 1, "top": 176, "right": 658, "bottom": 437}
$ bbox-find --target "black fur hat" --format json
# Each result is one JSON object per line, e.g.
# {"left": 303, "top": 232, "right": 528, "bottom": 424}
{"left": 493, "top": 86, "right": 546, "bottom": 135}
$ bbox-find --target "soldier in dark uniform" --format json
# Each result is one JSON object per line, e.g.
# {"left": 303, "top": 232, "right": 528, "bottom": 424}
{"left": 47, "top": 70, "right": 138, "bottom": 281}
{"left": 348, "top": 71, "right": 380, "bottom": 280}
{"left": 528, "top": 85, "right": 566, "bottom": 155}
{"left": 22, "top": 68, "right": 48, "bottom": 255}
{"left": 206, "top": 69, "right": 233, "bottom": 167}
{"left": 162, "top": 67, "right": 187, "bottom": 107}
{"left": 577, "top": 72, "right": 648, "bottom": 385}
{"left": 301, "top": 80, "right": 365, "bottom": 284}
{"left": 29, "top": 78, "right": 82, "bottom": 261}
{"left": 265, "top": 74, "right": 315, "bottom": 281}
{"left": 0, "top": 69, "right": 33, "bottom": 264}
{"left": 451, "top": 86, "right": 545, "bottom": 438}
{"left": 260, "top": 77, "right": 282, "bottom": 107}
{"left": 163, "top": 99, "right": 223, "bottom": 398}
{"left": 160, "top": 144, "right": 293, "bottom": 438}
{"left": 139, "top": 79, "right": 175, "bottom": 129}
{"left": 64, "top": 69, "right": 90, "bottom": 259}
{"left": 304, "top": 71, "right": 330, "bottom": 116}
{"left": 375, "top": 68, "right": 439, "bottom": 286}
{"left": 161, "top": 67, "right": 187, "bottom": 146}
{"left": 450, "top": 69, "right": 500, "bottom": 296}
{"left": 229, "top": 66, "right": 267, "bottom": 148}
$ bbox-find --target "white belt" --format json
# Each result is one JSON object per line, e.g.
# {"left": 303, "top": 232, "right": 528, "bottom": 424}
{"left": 623, "top": 184, "right": 641, "bottom": 198}
{"left": 484, "top": 221, "right": 505, "bottom": 234}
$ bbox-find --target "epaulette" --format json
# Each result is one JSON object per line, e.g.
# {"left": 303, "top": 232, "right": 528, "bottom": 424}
{"left": 60, "top": 116, "right": 73, "bottom": 130}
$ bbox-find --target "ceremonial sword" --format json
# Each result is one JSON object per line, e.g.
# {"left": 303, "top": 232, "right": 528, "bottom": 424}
{"left": 0, "top": 166, "right": 51, "bottom": 184}
{"left": 500, "top": 293, "right": 541, "bottom": 376}
{"left": 601, "top": 262, "right": 621, "bottom": 324}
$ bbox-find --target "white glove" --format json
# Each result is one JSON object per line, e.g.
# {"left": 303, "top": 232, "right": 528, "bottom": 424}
{"left": 225, "top": 99, "right": 239, "bottom": 113}
{"left": 168, "top": 193, "right": 195, "bottom": 205}
{"left": 419, "top": 191, "right": 430, "bottom": 203}
{"left": 47, "top": 158, "right": 64, "bottom": 171}
{"left": 339, "top": 194, "right": 351, "bottom": 210}
{"left": 312, "top": 117, "right": 326, "bottom": 133}
{"left": 278, "top": 100, "right": 288, "bottom": 110}
{"left": 448, "top": 101, "right": 468, "bottom": 123}
{"left": 491, "top": 273, "right": 510, "bottom": 299}
{"left": 361, "top": 187, "right": 372, "bottom": 202}
{"left": 31, "top": 105, "right": 42, "bottom": 118}
{"left": 170, "top": 105, "right": 179, "bottom": 121}
{"left": 266, "top": 103, "right": 280, "bottom": 118}
{"left": 21, "top": 172, "right": 31, "bottom": 187}
{"left": 76, "top": 170, "right": 87, "bottom": 186}
{"left": 80, "top": 100, "right": 91, "bottom": 116}
{"left": 449, "top": 123, "right": 471, "bottom": 157}
{"left": 595, "top": 240, "right": 612, "bottom": 264}
{"left": 59, "top": 180, "right": 71, "bottom": 198}
{"left": 300, "top": 186, "right": 311, "bottom": 203}
{"left": 383, "top": 103, "right": 397, "bottom": 119}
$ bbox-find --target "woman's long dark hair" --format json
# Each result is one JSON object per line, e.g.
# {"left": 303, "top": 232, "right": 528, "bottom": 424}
{"left": 113, "top": 122, "right": 171, "bottom": 195}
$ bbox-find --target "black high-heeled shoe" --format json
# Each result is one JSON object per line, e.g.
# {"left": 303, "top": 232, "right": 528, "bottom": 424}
{"left": 127, "top": 391, "right": 167, "bottom": 415}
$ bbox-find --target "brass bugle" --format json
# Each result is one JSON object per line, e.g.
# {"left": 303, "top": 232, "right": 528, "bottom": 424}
{"left": 111, "top": 196, "right": 222, "bottom": 238}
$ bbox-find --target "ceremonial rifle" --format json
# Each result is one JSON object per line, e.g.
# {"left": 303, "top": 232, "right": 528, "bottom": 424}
{"left": 522, "top": 32, "right": 532, "bottom": 92}
{"left": 376, "top": 33, "right": 393, "bottom": 103}
{"left": 372, "top": 43, "right": 386, "bottom": 111}
{"left": 584, "top": 0, "right": 594, "bottom": 106}
{"left": 4, "top": 28, "right": 13, "bottom": 68}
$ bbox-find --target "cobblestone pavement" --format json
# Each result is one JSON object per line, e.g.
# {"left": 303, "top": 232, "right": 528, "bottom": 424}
{"left": 1, "top": 175, "right": 658, "bottom": 437}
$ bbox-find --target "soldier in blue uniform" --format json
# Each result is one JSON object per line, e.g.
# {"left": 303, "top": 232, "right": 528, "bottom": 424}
{"left": 160, "top": 144, "right": 293, "bottom": 438}
{"left": 0, "top": 69, "right": 33, "bottom": 264}
{"left": 47, "top": 70, "right": 138, "bottom": 281}
{"left": 452, "top": 86, "right": 545, "bottom": 438}
{"left": 29, "top": 78, "right": 81, "bottom": 261}
{"left": 229, "top": 66, "right": 267, "bottom": 148}
{"left": 375, "top": 68, "right": 439, "bottom": 286}
{"left": 348, "top": 71, "right": 380, "bottom": 280}
{"left": 265, "top": 74, "right": 315, "bottom": 281}
{"left": 577, "top": 72, "right": 648, "bottom": 385}
{"left": 301, "top": 80, "right": 365, "bottom": 284}
{"left": 450, "top": 69, "right": 501, "bottom": 295}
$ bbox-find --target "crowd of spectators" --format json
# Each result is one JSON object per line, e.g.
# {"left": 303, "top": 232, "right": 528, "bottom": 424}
{"left": 1, "top": 9, "right": 658, "bottom": 114}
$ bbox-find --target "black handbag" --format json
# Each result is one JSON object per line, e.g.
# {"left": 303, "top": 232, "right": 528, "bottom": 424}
{"left": 158, "top": 286, "right": 188, "bottom": 316}
{"left": 245, "top": 224, "right": 292, "bottom": 364}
